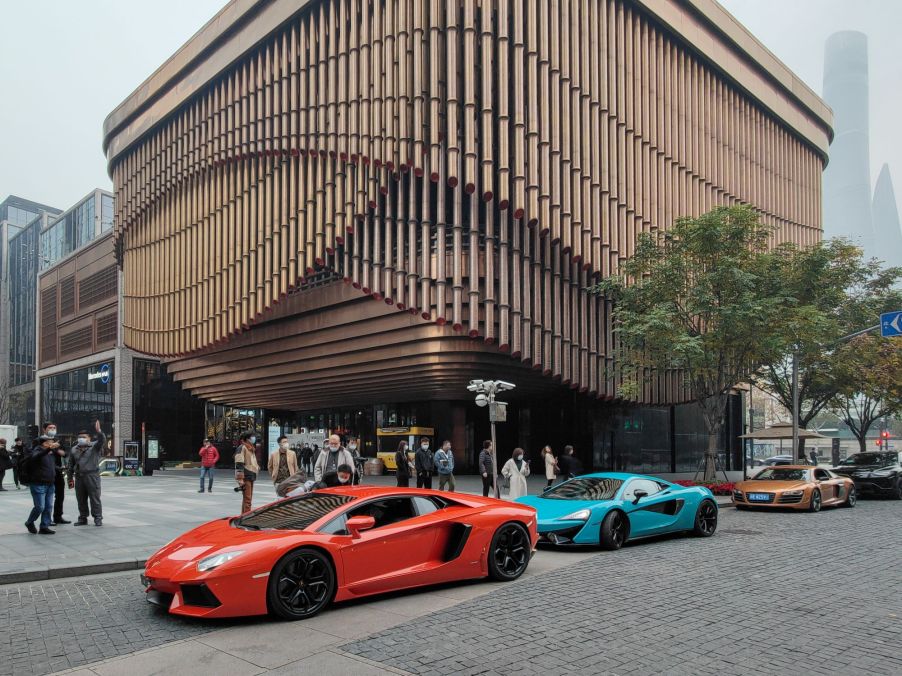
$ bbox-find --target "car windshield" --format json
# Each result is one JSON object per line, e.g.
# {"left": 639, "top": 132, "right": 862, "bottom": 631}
{"left": 234, "top": 493, "right": 353, "bottom": 530}
{"left": 838, "top": 453, "right": 895, "bottom": 467}
{"left": 542, "top": 477, "right": 623, "bottom": 500}
{"left": 754, "top": 468, "right": 809, "bottom": 481}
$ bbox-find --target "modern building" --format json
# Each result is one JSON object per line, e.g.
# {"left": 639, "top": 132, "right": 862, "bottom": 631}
{"left": 102, "top": 0, "right": 833, "bottom": 473}
{"left": 0, "top": 196, "right": 61, "bottom": 434}
{"left": 35, "top": 189, "right": 206, "bottom": 458}
{"left": 872, "top": 165, "right": 902, "bottom": 269}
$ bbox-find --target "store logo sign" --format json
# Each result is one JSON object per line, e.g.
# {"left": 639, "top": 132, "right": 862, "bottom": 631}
{"left": 88, "top": 363, "right": 111, "bottom": 384}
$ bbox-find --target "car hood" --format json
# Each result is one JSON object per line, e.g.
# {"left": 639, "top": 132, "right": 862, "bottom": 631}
{"left": 737, "top": 480, "right": 808, "bottom": 491}
{"left": 516, "top": 495, "right": 609, "bottom": 519}
{"left": 833, "top": 465, "right": 896, "bottom": 474}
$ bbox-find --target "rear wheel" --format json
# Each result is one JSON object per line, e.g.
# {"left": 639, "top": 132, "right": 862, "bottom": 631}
{"left": 488, "top": 522, "right": 531, "bottom": 581}
{"left": 692, "top": 500, "right": 718, "bottom": 537}
{"left": 892, "top": 479, "right": 902, "bottom": 500}
{"left": 268, "top": 548, "right": 335, "bottom": 620}
{"left": 842, "top": 486, "right": 857, "bottom": 508}
{"left": 599, "top": 511, "right": 629, "bottom": 550}
{"left": 807, "top": 489, "right": 822, "bottom": 513}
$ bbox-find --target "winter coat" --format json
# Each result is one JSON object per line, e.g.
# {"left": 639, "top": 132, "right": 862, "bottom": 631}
{"left": 558, "top": 453, "right": 583, "bottom": 479}
{"left": 314, "top": 447, "right": 355, "bottom": 482}
{"left": 0, "top": 446, "right": 11, "bottom": 471}
{"left": 415, "top": 447, "right": 435, "bottom": 474}
{"left": 395, "top": 449, "right": 413, "bottom": 477}
{"left": 198, "top": 445, "right": 220, "bottom": 468}
{"left": 268, "top": 449, "right": 299, "bottom": 482}
{"left": 544, "top": 452, "right": 558, "bottom": 480}
{"left": 501, "top": 457, "right": 530, "bottom": 499}
{"left": 29, "top": 443, "right": 58, "bottom": 484}
{"left": 67, "top": 432, "right": 107, "bottom": 476}
{"left": 478, "top": 449, "right": 494, "bottom": 476}
{"left": 434, "top": 449, "right": 455, "bottom": 475}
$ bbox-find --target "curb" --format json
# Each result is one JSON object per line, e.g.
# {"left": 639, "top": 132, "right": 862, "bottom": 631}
{"left": 0, "top": 558, "right": 147, "bottom": 585}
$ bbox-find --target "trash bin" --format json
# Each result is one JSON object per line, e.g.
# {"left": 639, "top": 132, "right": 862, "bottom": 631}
{"left": 364, "top": 458, "right": 384, "bottom": 476}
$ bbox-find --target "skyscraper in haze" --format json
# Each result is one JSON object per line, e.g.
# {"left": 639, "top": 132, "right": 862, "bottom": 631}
{"left": 872, "top": 165, "right": 902, "bottom": 268}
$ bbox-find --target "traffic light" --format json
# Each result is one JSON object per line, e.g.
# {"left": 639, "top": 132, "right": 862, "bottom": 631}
{"left": 876, "top": 439, "right": 882, "bottom": 447}
{"left": 881, "top": 430, "right": 890, "bottom": 441}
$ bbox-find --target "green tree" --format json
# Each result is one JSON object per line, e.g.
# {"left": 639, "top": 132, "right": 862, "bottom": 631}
{"left": 759, "top": 241, "right": 902, "bottom": 459}
{"left": 831, "top": 335, "right": 902, "bottom": 452}
{"left": 592, "top": 205, "right": 789, "bottom": 480}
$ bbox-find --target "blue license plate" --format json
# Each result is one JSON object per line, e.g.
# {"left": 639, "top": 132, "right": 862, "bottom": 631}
{"left": 748, "top": 493, "right": 770, "bottom": 502}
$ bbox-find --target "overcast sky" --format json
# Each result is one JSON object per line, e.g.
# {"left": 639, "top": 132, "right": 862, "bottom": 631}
{"left": 1, "top": 0, "right": 899, "bottom": 211}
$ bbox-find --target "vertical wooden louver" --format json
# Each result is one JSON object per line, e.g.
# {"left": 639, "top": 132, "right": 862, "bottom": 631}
{"left": 109, "top": 0, "right": 827, "bottom": 405}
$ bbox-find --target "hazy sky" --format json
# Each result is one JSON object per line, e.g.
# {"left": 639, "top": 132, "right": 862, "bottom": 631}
{"left": 1, "top": 0, "right": 900, "bottom": 211}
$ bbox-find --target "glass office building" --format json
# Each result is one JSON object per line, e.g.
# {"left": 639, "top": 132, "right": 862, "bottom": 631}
{"left": 40, "top": 190, "right": 114, "bottom": 270}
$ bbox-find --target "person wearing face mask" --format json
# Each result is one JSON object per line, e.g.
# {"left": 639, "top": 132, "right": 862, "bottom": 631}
{"left": 347, "top": 437, "right": 364, "bottom": 485}
{"left": 394, "top": 441, "right": 413, "bottom": 487}
{"left": 197, "top": 438, "right": 220, "bottom": 493}
{"left": 234, "top": 432, "right": 260, "bottom": 514}
{"left": 67, "top": 420, "right": 107, "bottom": 526}
{"left": 268, "top": 436, "right": 299, "bottom": 492}
{"left": 40, "top": 422, "right": 71, "bottom": 526}
{"left": 414, "top": 437, "right": 435, "bottom": 489}
{"left": 26, "top": 434, "right": 66, "bottom": 533}
{"left": 315, "top": 463, "right": 354, "bottom": 489}
{"left": 434, "top": 440, "right": 456, "bottom": 492}
{"left": 9, "top": 438, "right": 25, "bottom": 489}
{"left": 313, "top": 434, "right": 355, "bottom": 482}
{"left": 501, "top": 447, "right": 531, "bottom": 499}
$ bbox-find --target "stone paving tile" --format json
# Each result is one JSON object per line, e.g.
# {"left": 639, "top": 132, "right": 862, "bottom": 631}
{"left": 341, "top": 500, "right": 902, "bottom": 676}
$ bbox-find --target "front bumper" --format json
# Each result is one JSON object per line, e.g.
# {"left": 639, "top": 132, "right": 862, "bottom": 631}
{"left": 850, "top": 476, "right": 898, "bottom": 495}
{"left": 536, "top": 520, "right": 593, "bottom": 545}
{"left": 142, "top": 563, "right": 270, "bottom": 618}
{"left": 732, "top": 491, "right": 811, "bottom": 510}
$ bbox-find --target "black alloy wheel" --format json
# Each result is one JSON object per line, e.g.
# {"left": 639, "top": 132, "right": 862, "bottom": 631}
{"left": 268, "top": 548, "right": 335, "bottom": 620}
{"left": 893, "top": 479, "right": 902, "bottom": 500}
{"left": 599, "top": 511, "right": 629, "bottom": 551}
{"left": 842, "top": 486, "right": 857, "bottom": 508}
{"left": 488, "top": 522, "right": 531, "bottom": 581}
{"left": 807, "top": 489, "right": 822, "bottom": 513}
{"left": 692, "top": 500, "right": 718, "bottom": 537}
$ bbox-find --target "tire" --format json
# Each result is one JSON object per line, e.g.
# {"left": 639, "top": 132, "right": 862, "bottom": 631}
{"left": 598, "top": 510, "right": 629, "bottom": 551}
{"left": 842, "top": 486, "right": 857, "bottom": 508}
{"left": 267, "top": 548, "right": 335, "bottom": 620}
{"left": 807, "top": 489, "right": 822, "bottom": 513}
{"left": 892, "top": 479, "right": 902, "bottom": 500}
{"left": 487, "top": 522, "right": 531, "bottom": 581}
{"left": 692, "top": 500, "right": 718, "bottom": 537}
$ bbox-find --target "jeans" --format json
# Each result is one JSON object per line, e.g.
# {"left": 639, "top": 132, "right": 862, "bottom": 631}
{"left": 200, "top": 466, "right": 215, "bottom": 490}
{"left": 27, "top": 483, "right": 55, "bottom": 529}
{"left": 438, "top": 473, "right": 455, "bottom": 491}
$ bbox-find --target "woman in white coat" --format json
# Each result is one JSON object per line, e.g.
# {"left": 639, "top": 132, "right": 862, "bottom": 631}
{"left": 541, "top": 446, "right": 557, "bottom": 489}
{"left": 501, "top": 448, "right": 530, "bottom": 499}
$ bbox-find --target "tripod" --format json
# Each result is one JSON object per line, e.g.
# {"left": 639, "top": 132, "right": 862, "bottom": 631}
{"left": 693, "top": 453, "right": 731, "bottom": 484}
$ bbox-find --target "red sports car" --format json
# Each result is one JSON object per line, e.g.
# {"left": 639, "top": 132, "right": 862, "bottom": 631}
{"left": 142, "top": 486, "right": 538, "bottom": 620}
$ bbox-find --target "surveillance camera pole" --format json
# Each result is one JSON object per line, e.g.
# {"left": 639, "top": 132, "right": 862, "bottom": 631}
{"left": 469, "top": 379, "right": 515, "bottom": 499}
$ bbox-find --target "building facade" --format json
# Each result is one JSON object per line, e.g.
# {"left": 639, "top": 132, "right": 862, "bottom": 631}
{"left": 102, "top": 0, "right": 833, "bottom": 472}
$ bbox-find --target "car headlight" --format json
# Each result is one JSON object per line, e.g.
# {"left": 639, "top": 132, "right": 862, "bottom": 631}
{"left": 783, "top": 490, "right": 804, "bottom": 497}
{"left": 559, "top": 509, "right": 591, "bottom": 521}
{"left": 197, "top": 550, "right": 245, "bottom": 572}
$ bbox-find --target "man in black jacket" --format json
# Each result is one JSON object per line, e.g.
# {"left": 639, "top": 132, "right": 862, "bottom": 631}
{"left": 25, "top": 436, "right": 65, "bottom": 534}
{"left": 414, "top": 437, "right": 434, "bottom": 489}
{"left": 558, "top": 445, "right": 583, "bottom": 479}
{"left": 39, "top": 422, "right": 71, "bottom": 526}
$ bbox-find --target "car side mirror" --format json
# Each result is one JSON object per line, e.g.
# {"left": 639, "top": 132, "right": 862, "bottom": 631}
{"left": 633, "top": 490, "right": 648, "bottom": 505}
{"left": 346, "top": 515, "right": 376, "bottom": 538}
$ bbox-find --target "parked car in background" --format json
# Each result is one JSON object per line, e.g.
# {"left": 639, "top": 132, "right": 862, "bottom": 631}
{"left": 831, "top": 452, "right": 902, "bottom": 499}
{"left": 733, "top": 466, "right": 855, "bottom": 512}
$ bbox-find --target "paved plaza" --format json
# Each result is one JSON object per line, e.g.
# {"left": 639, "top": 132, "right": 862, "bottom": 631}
{"left": 0, "top": 477, "right": 899, "bottom": 676}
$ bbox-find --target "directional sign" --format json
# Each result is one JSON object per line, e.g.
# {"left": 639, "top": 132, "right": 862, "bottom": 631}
{"left": 881, "top": 310, "right": 902, "bottom": 337}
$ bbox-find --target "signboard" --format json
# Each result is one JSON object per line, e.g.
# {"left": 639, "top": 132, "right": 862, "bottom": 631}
{"left": 123, "top": 440, "right": 140, "bottom": 473}
{"left": 880, "top": 310, "right": 902, "bottom": 337}
{"left": 267, "top": 423, "right": 282, "bottom": 456}
{"left": 489, "top": 402, "right": 507, "bottom": 423}
{"left": 87, "top": 363, "right": 112, "bottom": 384}
{"left": 147, "top": 439, "right": 159, "bottom": 459}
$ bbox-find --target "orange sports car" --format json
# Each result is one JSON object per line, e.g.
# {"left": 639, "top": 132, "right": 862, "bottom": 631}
{"left": 142, "top": 486, "right": 538, "bottom": 620}
{"left": 732, "top": 466, "right": 856, "bottom": 511}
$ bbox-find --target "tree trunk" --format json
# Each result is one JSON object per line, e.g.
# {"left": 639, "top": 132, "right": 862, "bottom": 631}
{"left": 858, "top": 434, "right": 867, "bottom": 453}
{"left": 796, "top": 435, "right": 806, "bottom": 463}
{"left": 704, "top": 432, "right": 719, "bottom": 482}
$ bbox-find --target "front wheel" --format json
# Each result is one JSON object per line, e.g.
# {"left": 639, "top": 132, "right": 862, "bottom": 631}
{"left": 842, "top": 486, "right": 857, "bottom": 508}
{"left": 599, "top": 511, "right": 629, "bottom": 550}
{"left": 807, "top": 489, "right": 822, "bottom": 513}
{"left": 692, "top": 500, "right": 718, "bottom": 537}
{"left": 488, "top": 522, "right": 531, "bottom": 581}
{"left": 892, "top": 479, "right": 902, "bottom": 500}
{"left": 268, "top": 548, "right": 335, "bottom": 620}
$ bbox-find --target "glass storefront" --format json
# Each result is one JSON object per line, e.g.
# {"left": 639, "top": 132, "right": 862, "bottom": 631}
{"left": 40, "top": 361, "right": 115, "bottom": 451}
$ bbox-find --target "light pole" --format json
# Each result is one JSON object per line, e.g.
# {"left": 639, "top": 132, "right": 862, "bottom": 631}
{"left": 467, "top": 379, "right": 516, "bottom": 499}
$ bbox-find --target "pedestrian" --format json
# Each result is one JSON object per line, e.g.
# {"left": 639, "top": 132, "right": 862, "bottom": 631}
{"left": 434, "top": 440, "right": 456, "bottom": 492}
{"left": 0, "top": 438, "right": 11, "bottom": 490}
{"left": 198, "top": 438, "right": 219, "bottom": 492}
{"left": 557, "top": 445, "right": 582, "bottom": 480}
{"left": 809, "top": 449, "right": 819, "bottom": 466}
{"left": 234, "top": 432, "right": 259, "bottom": 514}
{"left": 25, "top": 435, "right": 64, "bottom": 534}
{"left": 479, "top": 440, "right": 495, "bottom": 497}
{"left": 9, "top": 438, "right": 25, "bottom": 489}
{"left": 316, "top": 463, "right": 355, "bottom": 489}
{"left": 39, "top": 422, "right": 71, "bottom": 526}
{"left": 395, "top": 440, "right": 413, "bottom": 487}
{"left": 541, "top": 446, "right": 558, "bottom": 488}
{"left": 347, "top": 436, "right": 363, "bottom": 484}
{"left": 67, "top": 420, "right": 107, "bottom": 527}
{"left": 501, "top": 448, "right": 531, "bottom": 499}
{"left": 414, "top": 436, "right": 434, "bottom": 489}
{"left": 301, "top": 444, "right": 314, "bottom": 474}
{"left": 314, "top": 434, "right": 356, "bottom": 482}
{"left": 268, "top": 436, "right": 298, "bottom": 492}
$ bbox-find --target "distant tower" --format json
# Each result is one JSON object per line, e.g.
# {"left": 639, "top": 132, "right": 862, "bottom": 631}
{"left": 872, "top": 165, "right": 902, "bottom": 268}
{"left": 822, "top": 32, "right": 875, "bottom": 257}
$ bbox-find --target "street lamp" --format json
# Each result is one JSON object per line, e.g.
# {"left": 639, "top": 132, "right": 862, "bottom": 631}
{"left": 467, "top": 379, "right": 516, "bottom": 499}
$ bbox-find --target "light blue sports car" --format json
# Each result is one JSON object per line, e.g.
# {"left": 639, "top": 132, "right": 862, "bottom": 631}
{"left": 516, "top": 473, "right": 718, "bottom": 549}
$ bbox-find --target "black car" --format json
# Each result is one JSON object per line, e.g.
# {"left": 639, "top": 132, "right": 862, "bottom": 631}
{"left": 831, "top": 452, "right": 902, "bottom": 499}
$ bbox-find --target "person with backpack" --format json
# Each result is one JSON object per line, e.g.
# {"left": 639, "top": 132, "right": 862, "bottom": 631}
{"left": 25, "top": 435, "right": 65, "bottom": 534}
{"left": 66, "top": 421, "right": 107, "bottom": 527}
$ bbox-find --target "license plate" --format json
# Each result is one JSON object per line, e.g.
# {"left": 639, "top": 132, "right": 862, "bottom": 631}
{"left": 748, "top": 493, "right": 770, "bottom": 502}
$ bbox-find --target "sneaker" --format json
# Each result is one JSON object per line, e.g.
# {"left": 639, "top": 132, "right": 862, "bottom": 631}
{"left": 25, "top": 522, "right": 37, "bottom": 534}
{"left": 94, "top": 520, "right": 103, "bottom": 527}
{"left": 207, "top": 488, "right": 212, "bottom": 493}
{"left": 56, "top": 518, "right": 71, "bottom": 525}
{"left": 74, "top": 520, "right": 88, "bottom": 526}
{"left": 38, "top": 528, "right": 56, "bottom": 535}
{"left": 198, "top": 489, "right": 204, "bottom": 493}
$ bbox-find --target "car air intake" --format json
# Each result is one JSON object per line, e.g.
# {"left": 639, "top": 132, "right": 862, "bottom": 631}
{"left": 180, "top": 583, "right": 221, "bottom": 608}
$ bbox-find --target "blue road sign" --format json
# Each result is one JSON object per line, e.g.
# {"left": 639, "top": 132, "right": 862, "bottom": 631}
{"left": 881, "top": 311, "right": 902, "bottom": 337}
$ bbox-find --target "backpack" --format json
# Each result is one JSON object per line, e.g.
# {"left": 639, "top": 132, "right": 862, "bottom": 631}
{"left": 16, "top": 451, "right": 34, "bottom": 486}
